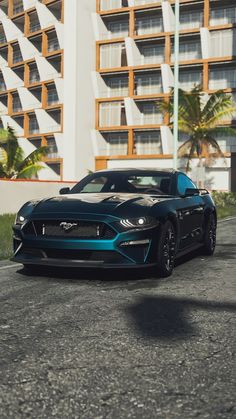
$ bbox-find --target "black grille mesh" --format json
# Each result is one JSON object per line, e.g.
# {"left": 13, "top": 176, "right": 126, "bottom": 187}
{"left": 23, "top": 220, "right": 116, "bottom": 240}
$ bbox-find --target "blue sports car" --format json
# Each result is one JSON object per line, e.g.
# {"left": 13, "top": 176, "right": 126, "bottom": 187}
{"left": 12, "top": 169, "right": 217, "bottom": 277}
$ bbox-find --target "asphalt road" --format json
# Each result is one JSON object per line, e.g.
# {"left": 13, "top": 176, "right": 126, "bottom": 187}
{"left": 0, "top": 220, "right": 235, "bottom": 419}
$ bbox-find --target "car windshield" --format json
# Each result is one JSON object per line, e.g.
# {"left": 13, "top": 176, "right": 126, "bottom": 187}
{"left": 70, "top": 172, "right": 172, "bottom": 195}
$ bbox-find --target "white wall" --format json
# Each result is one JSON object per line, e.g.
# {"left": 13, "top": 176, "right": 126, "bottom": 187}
{"left": 0, "top": 180, "right": 76, "bottom": 215}
{"left": 63, "top": 0, "right": 96, "bottom": 181}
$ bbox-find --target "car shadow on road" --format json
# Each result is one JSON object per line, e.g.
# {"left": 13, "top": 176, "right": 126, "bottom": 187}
{"left": 126, "top": 295, "right": 236, "bottom": 341}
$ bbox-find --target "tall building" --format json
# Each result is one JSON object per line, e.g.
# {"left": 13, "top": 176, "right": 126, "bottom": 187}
{"left": 1, "top": 0, "right": 236, "bottom": 190}
{"left": 0, "top": 0, "right": 64, "bottom": 179}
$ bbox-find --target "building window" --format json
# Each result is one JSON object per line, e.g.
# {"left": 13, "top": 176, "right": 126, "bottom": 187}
{"left": 102, "top": 75, "right": 129, "bottom": 97}
{"left": 0, "top": 25, "right": 7, "bottom": 44}
{"left": 105, "top": 19, "right": 129, "bottom": 38}
{"left": 46, "top": 83, "right": 59, "bottom": 105}
{"left": 179, "top": 68, "right": 202, "bottom": 90}
{"left": 29, "top": 34, "right": 42, "bottom": 53}
{"left": 100, "top": 0, "right": 128, "bottom": 11}
{"left": 29, "top": 114, "right": 40, "bottom": 134}
{"left": 171, "top": 37, "right": 201, "bottom": 62}
{"left": 12, "top": 92, "right": 22, "bottom": 113}
{"left": 134, "top": 130, "right": 162, "bottom": 155}
{"left": 12, "top": 43, "right": 23, "bottom": 64}
{"left": 29, "top": 63, "right": 40, "bottom": 84}
{"left": 13, "top": 0, "right": 24, "bottom": 15}
{"left": 179, "top": 9, "right": 203, "bottom": 30}
{"left": 100, "top": 43, "right": 127, "bottom": 69}
{"left": 134, "top": 72, "right": 162, "bottom": 95}
{"left": 136, "top": 102, "right": 163, "bottom": 125}
{"left": 46, "top": 136, "right": 59, "bottom": 158}
{"left": 99, "top": 102, "right": 126, "bottom": 127}
{"left": 0, "top": 46, "right": 8, "bottom": 65}
{"left": 135, "top": 12, "right": 163, "bottom": 36}
{"left": 47, "top": 30, "right": 60, "bottom": 53}
{"left": 210, "top": 5, "right": 236, "bottom": 26}
{"left": 139, "top": 43, "right": 165, "bottom": 65}
{"left": 29, "top": 11, "right": 41, "bottom": 33}
{"left": 210, "top": 29, "right": 236, "bottom": 58}
{"left": 101, "top": 132, "right": 128, "bottom": 156}
{"left": 209, "top": 66, "right": 236, "bottom": 90}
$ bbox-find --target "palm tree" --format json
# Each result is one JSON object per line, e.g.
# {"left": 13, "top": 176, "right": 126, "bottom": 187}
{"left": 0, "top": 126, "right": 49, "bottom": 179}
{"left": 160, "top": 86, "right": 236, "bottom": 173}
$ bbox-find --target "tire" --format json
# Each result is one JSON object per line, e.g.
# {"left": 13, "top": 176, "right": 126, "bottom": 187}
{"left": 156, "top": 220, "right": 176, "bottom": 278}
{"left": 202, "top": 214, "right": 217, "bottom": 256}
{"left": 23, "top": 264, "right": 41, "bottom": 275}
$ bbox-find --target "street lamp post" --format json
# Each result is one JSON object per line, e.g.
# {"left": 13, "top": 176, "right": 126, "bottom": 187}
{"left": 173, "top": 0, "right": 180, "bottom": 170}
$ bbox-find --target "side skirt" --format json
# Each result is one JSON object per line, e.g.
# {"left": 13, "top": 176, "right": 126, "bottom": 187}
{"left": 176, "top": 242, "right": 203, "bottom": 259}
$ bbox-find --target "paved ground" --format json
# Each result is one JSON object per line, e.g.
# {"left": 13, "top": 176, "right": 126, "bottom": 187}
{"left": 0, "top": 220, "right": 235, "bottom": 419}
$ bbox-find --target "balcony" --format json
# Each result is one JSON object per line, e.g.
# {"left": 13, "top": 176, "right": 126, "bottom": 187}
{"left": 179, "top": 8, "right": 203, "bottom": 30}
{"left": 210, "top": 29, "right": 236, "bottom": 59}
{"left": 134, "top": 71, "right": 163, "bottom": 95}
{"left": 138, "top": 41, "right": 165, "bottom": 65}
{"left": 209, "top": 66, "right": 236, "bottom": 90}
{"left": 135, "top": 101, "right": 163, "bottom": 125}
{"left": 0, "top": 27, "right": 7, "bottom": 44}
{"left": 100, "top": 0, "right": 128, "bottom": 11}
{"left": 179, "top": 68, "right": 202, "bottom": 91}
{"left": 135, "top": 11, "right": 163, "bottom": 36}
{"left": 171, "top": 36, "right": 202, "bottom": 62}
{"left": 134, "top": 0, "right": 158, "bottom": 5}
{"left": 210, "top": 5, "right": 236, "bottom": 26}
{"left": 100, "top": 43, "right": 127, "bottom": 69}
{"left": 94, "top": 132, "right": 128, "bottom": 156}
{"left": 134, "top": 130, "right": 162, "bottom": 155}
{"left": 100, "top": 16, "right": 129, "bottom": 40}
{"left": 100, "top": 75, "right": 129, "bottom": 98}
{"left": 99, "top": 101, "right": 127, "bottom": 127}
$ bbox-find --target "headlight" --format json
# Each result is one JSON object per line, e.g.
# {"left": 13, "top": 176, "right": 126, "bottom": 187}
{"left": 118, "top": 217, "right": 159, "bottom": 230}
{"left": 15, "top": 200, "right": 39, "bottom": 225}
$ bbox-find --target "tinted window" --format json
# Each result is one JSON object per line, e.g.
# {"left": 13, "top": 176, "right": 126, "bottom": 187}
{"left": 71, "top": 172, "right": 172, "bottom": 194}
{"left": 177, "top": 174, "right": 196, "bottom": 196}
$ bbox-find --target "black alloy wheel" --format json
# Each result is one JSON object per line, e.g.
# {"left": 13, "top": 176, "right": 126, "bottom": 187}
{"left": 157, "top": 220, "right": 176, "bottom": 278}
{"left": 203, "top": 214, "right": 217, "bottom": 255}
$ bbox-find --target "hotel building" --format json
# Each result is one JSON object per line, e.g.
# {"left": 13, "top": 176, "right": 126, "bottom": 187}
{"left": 1, "top": 0, "right": 236, "bottom": 190}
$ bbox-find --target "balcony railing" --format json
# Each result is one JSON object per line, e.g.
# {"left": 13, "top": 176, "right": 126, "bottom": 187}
{"left": 0, "top": 34, "right": 7, "bottom": 44}
{"left": 0, "top": 81, "right": 6, "bottom": 92}
{"left": 210, "top": 6, "right": 236, "bottom": 26}
{"left": 209, "top": 69, "right": 236, "bottom": 90}
{"left": 30, "top": 21, "right": 41, "bottom": 33}
{"left": 100, "top": 0, "right": 128, "bottom": 11}
{"left": 12, "top": 100, "right": 22, "bottom": 113}
{"left": 135, "top": 17, "right": 163, "bottom": 36}
{"left": 13, "top": 3, "right": 24, "bottom": 15}
{"left": 179, "top": 10, "right": 203, "bottom": 30}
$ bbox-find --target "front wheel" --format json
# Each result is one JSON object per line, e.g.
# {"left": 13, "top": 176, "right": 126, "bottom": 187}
{"left": 156, "top": 221, "right": 176, "bottom": 278}
{"left": 202, "top": 214, "right": 217, "bottom": 255}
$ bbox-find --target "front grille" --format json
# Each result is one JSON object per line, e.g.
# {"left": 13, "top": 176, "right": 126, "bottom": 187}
{"left": 21, "top": 247, "right": 127, "bottom": 264}
{"left": 23, "top": 220, "right": 116, "bottom": 240}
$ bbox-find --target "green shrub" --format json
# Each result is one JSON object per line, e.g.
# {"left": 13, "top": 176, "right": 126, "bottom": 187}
{"left": 212, "top": 192, "right": 236, "bottom": 208}
{"left": 0, "top": 214, "right": 15, "bottom": 260}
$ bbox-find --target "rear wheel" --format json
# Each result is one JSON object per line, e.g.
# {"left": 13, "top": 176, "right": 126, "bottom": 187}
{"left": 156, "top": 220, "right": 176, "bottom": 278}
{"left": 202, "top": 214, "right": 216, "bottom": 255}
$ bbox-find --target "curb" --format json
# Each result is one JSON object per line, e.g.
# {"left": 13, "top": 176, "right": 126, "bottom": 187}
{"left": 218, "top": 216, "right": 236, "bottom": 224}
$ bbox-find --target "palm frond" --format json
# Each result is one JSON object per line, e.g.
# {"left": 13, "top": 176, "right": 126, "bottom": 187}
{"left": 17, "top": 146, "right": 49, "bottom": 172}
{"left": 16, "top": 164, "right": 45, "bottom": 179}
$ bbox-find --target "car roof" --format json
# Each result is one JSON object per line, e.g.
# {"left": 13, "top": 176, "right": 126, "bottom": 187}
{"left": 94, "top": 168, "right": 177, "bottom": 175}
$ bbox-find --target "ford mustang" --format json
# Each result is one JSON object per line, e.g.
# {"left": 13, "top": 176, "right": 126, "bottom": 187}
{"left": 12, "top": 169, "right": 217, "bottom": 277}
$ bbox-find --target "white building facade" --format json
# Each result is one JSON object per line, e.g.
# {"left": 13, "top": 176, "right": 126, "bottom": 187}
{"left": 0, "top": 0, "right": 236, "bottom": 190}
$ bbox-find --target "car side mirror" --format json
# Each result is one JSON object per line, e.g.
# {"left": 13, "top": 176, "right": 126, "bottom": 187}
{"left": 184, "top": 188, "right": 200, "bottom": 197}
{"left": 60, "top": 187, "right": 70, "bottom": 195}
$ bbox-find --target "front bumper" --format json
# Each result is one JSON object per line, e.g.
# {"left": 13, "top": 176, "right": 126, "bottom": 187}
{"left": 12, "top": 215, "right": 159, "bottom": 269}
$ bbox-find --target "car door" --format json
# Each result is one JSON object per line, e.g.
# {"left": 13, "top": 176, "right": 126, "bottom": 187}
{"left": 176, "top": 173, "right": 205, "bottom": 249}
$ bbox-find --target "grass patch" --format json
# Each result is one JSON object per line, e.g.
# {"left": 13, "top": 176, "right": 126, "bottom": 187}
{"left": 0, "top": 214, "right": 15, "bottom": 260}
{"left": 217, "top": 206, "right": 236, "bottom": 220}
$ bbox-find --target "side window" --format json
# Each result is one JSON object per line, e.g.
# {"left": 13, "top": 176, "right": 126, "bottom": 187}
{"left": 80, "top": 177, "right": 108, "bottom": 193}
{"left": 177, "top": 174, "right": 196, "bottom": 196}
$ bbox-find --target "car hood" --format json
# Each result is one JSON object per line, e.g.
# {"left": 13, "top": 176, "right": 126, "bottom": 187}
{"left": 32, "top": 193, "right": 170, "bottom": 218}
